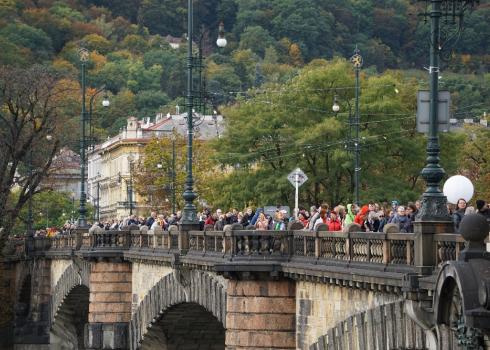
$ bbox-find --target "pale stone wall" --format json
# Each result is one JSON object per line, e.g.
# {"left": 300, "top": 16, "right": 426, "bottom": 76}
{"left": 131, "top": 262, "right": 172, "bottom": 313}
{"left": 50, "top": 259, "right": 73, "bottom": 291}
{"left": 296, "top": 281, "right": 401, "bottom": 350}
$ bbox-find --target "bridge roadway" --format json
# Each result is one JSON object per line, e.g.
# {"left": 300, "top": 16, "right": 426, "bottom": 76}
{"left": 1, "top": 216, "right": 490, "bottom": 350}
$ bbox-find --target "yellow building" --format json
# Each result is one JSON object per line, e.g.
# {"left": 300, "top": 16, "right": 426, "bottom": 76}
{"left": 88, "top": 113, "right": 224, "bottom": 221}
{"left": 88, "top": 117, "right": 150, "bottom": 221}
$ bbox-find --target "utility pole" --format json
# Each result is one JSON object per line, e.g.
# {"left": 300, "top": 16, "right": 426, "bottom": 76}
{"left": 350, "top": 47, "right": 363, "bottom": 206}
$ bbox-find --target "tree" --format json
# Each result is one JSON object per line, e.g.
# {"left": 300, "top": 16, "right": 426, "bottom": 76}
{"left": 459, "top": 125, "right": 490, "bottom": 200}
{"left": 137, "top": 0, "right": 185, "bottom": 36}
{"left": 211, "top": 59, "right": 424, "bottom": 209}
{"left": 10, "top": 191, "right": 92, "bottom": 235}
{"left": 239, "top": 26, "right": 275, "bottom": 58}
{"left": 0, "top": 66, "right": 66, "bottom": 252}
{"left": 134, "top": 90, "right": 170, "bottom": 119}
{"left": 0, "top": 23, "right": 54, "bottom": 61}
{"left": 83, "top": 33, "right": 112, "bottom": 54}
{"left": 133, "top": 134, "right": 220, "bottom": 212}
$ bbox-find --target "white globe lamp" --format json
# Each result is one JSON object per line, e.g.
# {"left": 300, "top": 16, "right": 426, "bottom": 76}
{"left": 443, "top": 175, "right": 474, "bottom": 204}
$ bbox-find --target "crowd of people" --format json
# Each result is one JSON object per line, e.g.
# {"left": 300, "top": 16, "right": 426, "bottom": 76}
{"left": 33, "top": 198, "right": 489, "bottom": 237}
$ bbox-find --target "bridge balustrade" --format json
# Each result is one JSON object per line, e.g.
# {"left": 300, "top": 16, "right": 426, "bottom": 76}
{"left": 433, "top": 233, "right": 465, "bottom": 265}
{"left": 6, "top": 227, "right": 466, "bottom": 266}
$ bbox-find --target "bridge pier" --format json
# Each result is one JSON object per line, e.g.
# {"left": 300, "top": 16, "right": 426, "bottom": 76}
{"left": 226, "top": 279, "right": 296, "bottom": 349}
{"left": 13, "top": 259, "right": 51, "bottom": 350}
{"left": 85, "top": 261, "right": 132, "bottom": 350}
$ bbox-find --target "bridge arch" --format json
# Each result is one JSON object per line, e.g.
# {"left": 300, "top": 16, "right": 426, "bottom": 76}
{"left": 50, "top": 259, "right": 90, "bottom": 323}
{"left": 49, "top": 260, "right": 90, "bottom": 349}
{"left": 310, "top": 301, "right": 429, "bottom": 350}
{"left": 130, "top": 270, "right": 227, "bottom": 350}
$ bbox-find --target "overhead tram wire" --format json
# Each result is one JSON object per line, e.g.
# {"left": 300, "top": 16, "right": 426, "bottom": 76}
{"left": 212, "top": 129, "right": 415, "bottom": 164}
{"left": 208, "top": 83, "right": 405, "bottom": 96}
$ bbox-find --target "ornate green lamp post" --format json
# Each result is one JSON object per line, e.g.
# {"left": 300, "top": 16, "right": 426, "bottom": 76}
{"left": 182, "top": 0, "right": 226, "bottom": 224}
{"left": 181, "top": 0, "right": 197, "bottom": 224}
{"left": 416, "top": 0, "right": 479, "bottom": 221}
{"left": 78, "top": 47, "right": 89, "bottom": 227}
{"left": 350, "top": 47, "right": 363, "bottom": 206}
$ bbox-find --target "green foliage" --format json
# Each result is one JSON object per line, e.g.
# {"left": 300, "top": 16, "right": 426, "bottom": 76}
{"left": 239, "top": 26, "right": 275, "bottom": 58}
{"left": 49, "top": 2, "right": 85, "bottom": 22}
{"left": 0, "top": 37, "right": 27, "bottom": 66}
{"left": 134, "top": 135, "right": 218, "bottom": 212}
{"left": 134, "top": 90, "right": 170, "bottom": 119}
{"left": 209, "top": 60, "right": 425, "bottom": 208}
{"left": 0, "top": 23, "right": 53, "bottom": 61}
{"left": 0, "top": 0, "right": 487, "bottom": 214}
{"left": 83, "top": 33, "right": 112, "bottom": 54}
{"left": 459, "top": 125, "right": 490, "bottom": 200}
{"left": 138, "top": 0, "right": 185, "bottom": 36}
{"left": 10, "top": 191, "right": 94, "bottom": 234}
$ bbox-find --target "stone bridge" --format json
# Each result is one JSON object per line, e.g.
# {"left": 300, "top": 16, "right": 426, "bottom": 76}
{"left": 1, "top": 215, "right": 489, "bottom": 350}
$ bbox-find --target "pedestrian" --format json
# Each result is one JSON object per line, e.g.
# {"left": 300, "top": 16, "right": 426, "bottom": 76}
{"left": 327, "top": 211, "right": 342, "bottom": 231}
{"left": 307, "top": 205, "right": 319, "bottom": 230}
{"left": 146, "top": 211, "right": 157, "bottom": 228}
{"left": 272, "top": 210, "right": 286, "bottom": 231}
{"left": 256, "top": 212, "right": 269, "bottom": 230}
{"left": 344, "top": 204, "right": 356, "bottom": 226}
{"left": 240, "top": 207, "right": 254, "bottom": 227}
{"left": 377, "top": 210, "right": 387, "bottom": 232}
{"left": 314, "top": 209, "right": 329, "bottom": 231}
{"left": 298, "top": 212, "right": 309, "bottom": 228}
{"left": 391, "top": 206, "right": 411, "bottom": 233}
{"left": 476, "top": 200, "right": 490, "bottom": 219}
{"left": 452, "top": 198, "right": 467, "bottom": 232}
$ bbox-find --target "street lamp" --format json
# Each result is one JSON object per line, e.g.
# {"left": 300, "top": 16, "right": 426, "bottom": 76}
{"left": 216, "top": 21, "right": 227, "bottom": 48}
{"left": 78, "top": 46, "right": 89, "bottom": 228}
{"left": 332, "top": 96, "right": 340, "bottom": 113}
{"left": 416, "top": 0, "right": 478, "bottom": 221}
{"left": 350, "top": 47, "right": 363, "bottom": 206}
{"left": 26, "top": 134, "right": 52, "bottom": 236}
{"left": 127, "top": 155, "right": 135, "bottom": 216}
{"left": 88, "top": 87, "right": 110, "bottom": 150}
{"left": 182, "top": 0, "right": 226, "bottom": 224}
{"left": 156, "top": 135, "right": 177, "bottom": 214}
{"left": 102, "top": 94, "right": 110, "bottom": 107}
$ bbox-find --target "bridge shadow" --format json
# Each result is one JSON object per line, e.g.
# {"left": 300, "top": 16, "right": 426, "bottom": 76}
{"left": 140, "top": 302, "right": 225, "bottom": 350}
{"left": 50, "top": 284, "right": 89, "bottom": 350}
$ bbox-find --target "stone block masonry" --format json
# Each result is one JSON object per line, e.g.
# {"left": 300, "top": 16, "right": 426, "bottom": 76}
{"left": 225, "top": 280, "right": 296, "bottom": 349}
{"left": 86, "top": 262, "right": 132, "bottom": 350}
{"left": 296, "top": 280, "right": 400, "bottom": 350}
{"left": 89, "top": 262, "right": 132, "bottom": 323}
{"left": 0, "top": 260, "right": 15, "bottom": 349}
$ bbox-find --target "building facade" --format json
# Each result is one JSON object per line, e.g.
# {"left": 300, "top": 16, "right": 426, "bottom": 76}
{"left": 42, "top": 147, "right": 81, "bottom": 198}
{"left": 88, "top": 112, "right": 224, "bottom": 221}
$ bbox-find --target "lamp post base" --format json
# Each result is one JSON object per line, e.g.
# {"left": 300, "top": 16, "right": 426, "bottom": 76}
{"left": 415, "top": 195, "right": 451, "bottom": 222}
{"left": 180, "top": 207, "right": 198, "bottom": 225}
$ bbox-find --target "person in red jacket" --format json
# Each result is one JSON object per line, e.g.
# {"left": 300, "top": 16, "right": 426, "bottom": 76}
{"left": 328, "top": 211, "right": 342, "bottom": 231}
{"left": 354, "top": 205, "right": 369, "bottom": 226}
